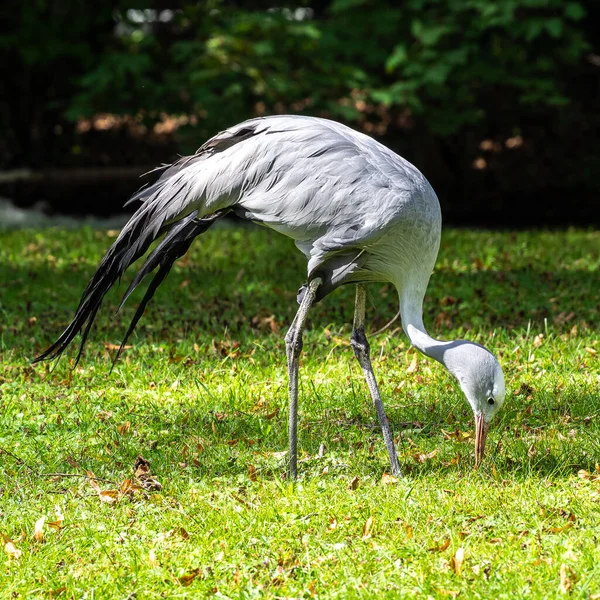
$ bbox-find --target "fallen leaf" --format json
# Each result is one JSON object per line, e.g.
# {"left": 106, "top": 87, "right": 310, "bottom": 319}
{"left": 406, "top": 353, "right": 418, "bottom": 374}
{"left": 450, "top": 547, "right": 465, "bottom": 575}
{"left": 547, "top": 523, "right": 573, "bottom": 534}
{"left": 381, "top": 473, "right": 399, "bottom": 485}
{"left": 179, "top": 568, "right": 201, "bottom": 586}
{"left": 247, "top": 464, "right": 257, "bottom": 482}
{"left": 120, "top": 478, "right": 132, "bottom": 495}
{"left": 86, "top": 471, "right": 101, "bottom": 493}
{"left": 96, "top": 411, "right": 113, "bottom": 422}
{"left": 428, "top": 538, "right": 450, "bottom": 552}
{"left": 117, "top": 421, "right": 131, "bottom": 435}
{"left": 47, "top": 506, "right": 64, "bottom": 530}
{"left": 33, "top": 516, "right": 45, "bottom": 543}
{"left": 442, "top": 429, "right": 472, "bottom": 441}
{"left": 2, "top": 534, "right": 21, "bottom": 559}
{"left": 134, "top": 455, "right": 162, "bottom": 491}
{"left": 65, "top": 455, "right": 82, "bottom": 468}
{"left": 99, "top": 490, "right": 119, "bottom": 504}
{"left": 104, "top": 342, "right": 132, "bottom": 352}
{"left": 362, "top": 516, "right": 375, "bottom": 539}
{"left": 414, "top": 449, "right": 439, "bottom": 463}
{"left": 559, "top": 563, "right": 577, "bottom": 594}
{"left": 148, "top": 549, "right": 158, "bottom": 567}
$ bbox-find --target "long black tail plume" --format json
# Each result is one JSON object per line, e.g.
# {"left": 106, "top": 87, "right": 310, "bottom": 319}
{"left": 33, "top": 205, "right": 227, "bottom": 366}
{"left": 110, "top": 210, "right": 227, "bottom": 366}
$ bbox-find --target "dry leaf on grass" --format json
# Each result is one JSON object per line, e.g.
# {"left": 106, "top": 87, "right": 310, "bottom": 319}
{"left": 406, "top": 353, "right": 418, "bottom": 374}
{"left": 47, "top": 506, "right": 64, "bottom": 530}
{"left": 414, "top": 449, "right": 439, "bottom": 463}
{"left": 103, "top": 342, "right": 132, "bottom": 352}
{"left": 99, "top": 490, "right": 120, "bottom": 504}
{"left": 577, "top": 467, "right": 600, "bottom": 482}
{"left": 559, "top": 563, "right": 577, "bottom": 594}
{"left": 86, "top": 470, "right": 101, "bottom": 493}
{"left": 87, "top": 471, "right": 120, "bottom": 503}
{"left": 117, "top": 421, "right": 131, "bottom": 435}
{"left": 247, "top": 464, "right": 258, "bottom": 482}
{"left": 134, "top": 455, "right": 162, "bottom": 491}
{"left": 546, "top": 523, "right": 573, "bottom": 534}
{"left": 381, "top": 473, "right": 399, "bottom": 485}
{"left": 428, "top": 538, "right": 450, "bottom": 552}
{"left": 33, "top": 516, "right": 45, "bottom": 543}
{"left": 179, "top": 567, "right": 201, "bottom": 586}
{"left": 450, "top": 547, "right": 465, "bottom": 575}
{"left": 438, "top": 590, "right": 460, "bottom": 598}
{"left": 362, "top": 516, "right": 375, "bottom": 539}
{"left": 2, "top": 534, "right": 21, "bottom": 559}
{"left": 442, "top": 429, "right": 472, "bottom": 441}
{"left": 148, "top": 549, "right": 159, "bottom": 567}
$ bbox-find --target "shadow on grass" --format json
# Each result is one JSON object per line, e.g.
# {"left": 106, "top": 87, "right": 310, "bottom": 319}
{"left": 1, "top": 257, "right": 598, "bottom": 355}
{"left": 1, "top": 229, "right": 598, "bottom": 483}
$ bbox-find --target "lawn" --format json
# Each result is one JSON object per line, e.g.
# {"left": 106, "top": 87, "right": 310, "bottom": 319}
{"left": 0, "top": 225, "right": 599, "bottom": 598}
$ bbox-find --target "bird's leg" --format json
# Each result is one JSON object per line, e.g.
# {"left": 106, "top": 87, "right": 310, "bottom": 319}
{"left": 285, "top": 277, "right": 322, "bottom": 480}
{"left": 350, "top": 284, "right": 402, "bottom": 477}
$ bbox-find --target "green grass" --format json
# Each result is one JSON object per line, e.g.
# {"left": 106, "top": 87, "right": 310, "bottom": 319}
{"left": 0, "top": 225, "right": 599, "bottom": 599}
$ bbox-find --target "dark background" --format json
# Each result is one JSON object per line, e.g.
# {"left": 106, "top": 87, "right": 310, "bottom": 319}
{"left": 1, "top": 0, "right": 599, "bottom": 226}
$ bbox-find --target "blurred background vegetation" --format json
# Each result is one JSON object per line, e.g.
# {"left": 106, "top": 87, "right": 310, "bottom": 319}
{"left": 0, "top": 0, "right": 598, "bottom": 224}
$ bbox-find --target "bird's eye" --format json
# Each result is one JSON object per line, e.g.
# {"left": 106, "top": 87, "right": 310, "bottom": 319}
{"left": 487, "top": 397, "right": 495, "bottom": 406}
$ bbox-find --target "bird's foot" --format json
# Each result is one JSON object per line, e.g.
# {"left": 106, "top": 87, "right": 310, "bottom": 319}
{"left": 390, "top": 459, "right": 403, "bottom": 478}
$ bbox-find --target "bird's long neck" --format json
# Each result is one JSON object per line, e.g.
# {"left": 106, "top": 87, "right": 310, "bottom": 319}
{"left": 398, "top": 289, "right": 455, "bottom": 370}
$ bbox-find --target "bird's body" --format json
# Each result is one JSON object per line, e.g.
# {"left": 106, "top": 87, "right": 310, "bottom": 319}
{"left": 35, "top": 115, "right": 505, "bottom": 477}
{"left": 135, "top": 115, "right": 442, "bottom": 296}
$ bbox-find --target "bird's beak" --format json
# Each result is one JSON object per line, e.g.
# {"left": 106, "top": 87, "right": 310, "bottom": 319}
{"left": 474, "top": 414, "right": 489, "bottom": 468}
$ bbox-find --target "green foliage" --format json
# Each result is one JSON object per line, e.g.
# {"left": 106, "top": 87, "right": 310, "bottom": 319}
{"left": 25, "top": 0, "right": 587, "bottom": 135}
{"left": 0, "top": 225, "right": 599, "bottom": 597}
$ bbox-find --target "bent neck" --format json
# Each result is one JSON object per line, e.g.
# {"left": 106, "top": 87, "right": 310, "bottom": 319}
{"left": 398, "top": 289, "right": 458, "bottom": 371}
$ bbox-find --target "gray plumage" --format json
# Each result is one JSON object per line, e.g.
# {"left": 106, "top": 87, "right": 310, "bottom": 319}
{"left": 34, "top": 115, "right": 505, "bottom": 477}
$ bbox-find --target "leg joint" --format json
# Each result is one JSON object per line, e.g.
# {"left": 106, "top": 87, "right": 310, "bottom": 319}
{"left": 285, "top": 328, "right": 303, "bottom": 355}
{"left": 350, "top": 326, "right": 370, "bottom": 358}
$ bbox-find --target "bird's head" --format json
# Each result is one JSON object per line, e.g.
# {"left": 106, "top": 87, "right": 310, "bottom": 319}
{"left": 442, "top": 341, "right": 505, "bottom": 467}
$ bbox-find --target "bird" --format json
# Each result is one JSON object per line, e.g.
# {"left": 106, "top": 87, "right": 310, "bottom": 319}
{"left": 33, "top": 115, "right": 506, "bottom": 478}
